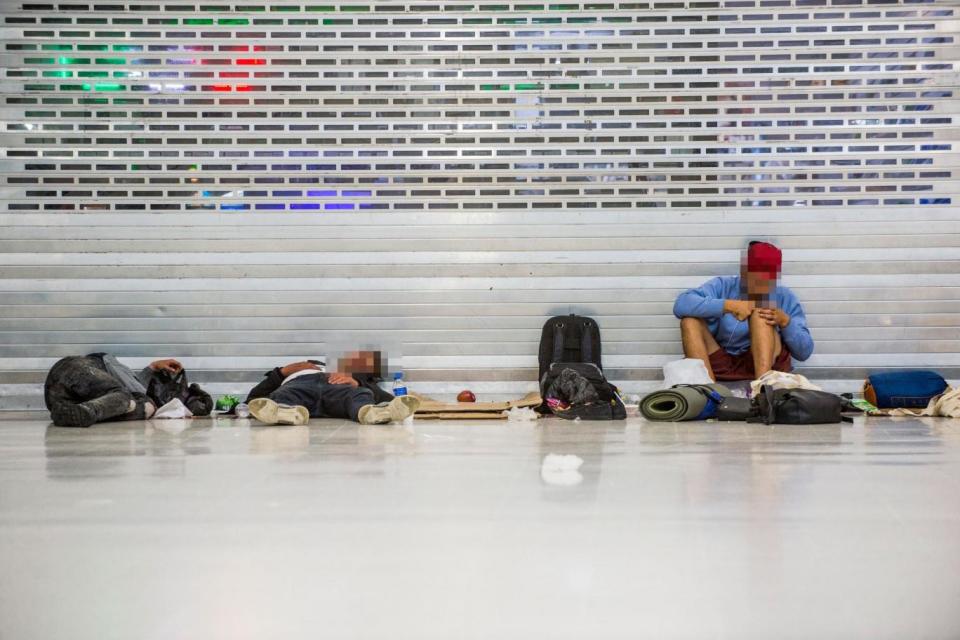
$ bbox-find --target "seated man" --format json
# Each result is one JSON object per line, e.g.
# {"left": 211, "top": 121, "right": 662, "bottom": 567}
{"left": 244, "top": 350, "right": 419, "bottom": 426}
{"left": 673, "top": 241, "right": 814, "bottom": 381}
{"left": 45, "top": 354, "right": 210, "bottom": 427}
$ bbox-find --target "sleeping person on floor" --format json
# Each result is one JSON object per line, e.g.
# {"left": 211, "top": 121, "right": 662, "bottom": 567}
{"left": 673, "top": 241, "right": 814, "bottom": 382}
{"left": 244, "top": 350, "right": 419, "bottom": 426}
{"left": 45, "top": 355, "right": 212, "bottom": 428}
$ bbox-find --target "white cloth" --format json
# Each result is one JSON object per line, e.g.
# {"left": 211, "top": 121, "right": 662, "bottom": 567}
{"left": 750, "top": 370, "right": 822, "bottom": 397}
{"left": 882, "top": 386, "right": 960, "bottom": 418}
{"left": 662, "top": 358, "right": 713, "bottom": 389}
{"left": 152, "top": 398, "right": 193, "bottom": 420}
{"left": 282, "top": 367, "right": 326, "bottom": 385}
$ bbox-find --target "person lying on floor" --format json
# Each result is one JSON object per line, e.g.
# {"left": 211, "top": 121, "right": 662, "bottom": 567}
{"left": 244, "top": 351, "right": 419, "bottom": 426}
{"left": 45, "top": 354, "right": 212, "bottom": 428}
{"left": 673, "top": 240, "right": 814, "bottom": 382}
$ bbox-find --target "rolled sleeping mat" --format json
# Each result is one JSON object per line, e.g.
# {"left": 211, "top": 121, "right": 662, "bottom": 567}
{"left": 640, "top": 384, "right": 733, "bottom": 422}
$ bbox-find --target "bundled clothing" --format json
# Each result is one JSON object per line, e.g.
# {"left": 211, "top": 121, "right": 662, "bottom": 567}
{"left": 545, "top": 368, "right": 600, "bottom": 406}
{"left": 44, "top": 354, "right": 212, "bottom": 428}
{"left": 749, "top": 370, "right": 822, "bottom": 398}
{"left": 245, "top": 366, "right": 393, "bottom": 422}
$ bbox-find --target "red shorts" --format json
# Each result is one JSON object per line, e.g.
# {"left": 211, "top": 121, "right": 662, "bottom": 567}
{"left": 709, "top": 346, "right": 792, "bottom": 381}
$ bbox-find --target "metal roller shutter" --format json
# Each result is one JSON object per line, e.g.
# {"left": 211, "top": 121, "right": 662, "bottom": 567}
{"left": 1, "top": 0, "right": 958, "bottom": 407}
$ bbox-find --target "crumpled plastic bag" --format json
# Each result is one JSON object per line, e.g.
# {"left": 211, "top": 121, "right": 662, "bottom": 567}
{"left": 540, "top": 454, "right": 584, "bottom": 486}
{"left": 503, "top": 406, "right": 538, "bottom": 421}
{"left": 152, "top": 398, "right": 194, "bottom": 420}
{"left": 662, "top": 358, "right": 713, "bottom": 389}
{"left": 546, "top": 368, "right": 599, "bottom": 405}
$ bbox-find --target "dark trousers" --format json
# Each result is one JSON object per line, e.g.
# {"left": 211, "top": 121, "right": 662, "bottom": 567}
{"left": 268, "top": 374, "right": 375, "bottom": 422}
{"left": 44, "top": 356, "right": 136, "bottom": 427}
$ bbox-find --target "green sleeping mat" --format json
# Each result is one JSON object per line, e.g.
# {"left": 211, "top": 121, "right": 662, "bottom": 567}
{"left": 640, "top": 384, "right": 733, "bottom": 422}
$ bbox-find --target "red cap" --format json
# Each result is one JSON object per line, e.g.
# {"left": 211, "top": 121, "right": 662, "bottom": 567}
{"left": 747, "top": 241, "right": 782, "bottom": 278}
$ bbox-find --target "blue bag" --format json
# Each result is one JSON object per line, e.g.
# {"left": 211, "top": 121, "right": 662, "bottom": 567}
{"left": 864, "top": 370, "right": 948, "bottom": 409}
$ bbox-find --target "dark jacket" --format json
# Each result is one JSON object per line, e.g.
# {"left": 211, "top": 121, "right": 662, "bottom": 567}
{"left": 245, "top": 368, "right": 394, "bottom": 405}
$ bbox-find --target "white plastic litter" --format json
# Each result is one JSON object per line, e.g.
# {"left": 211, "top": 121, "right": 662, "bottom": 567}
{"left": 750, "top": 370, "right": 822, "bottom": 397}
{"left": 540, "top": 454, "right": 584, "bottom": 486}
{"left": 662, "top": 358, "right": 713, "bottom": 389}
{"left": 152, "top": 398, "right": 193, "bottom": 420}
{"left": 542, "top": 454, "right": 583, "bottom": 471}
{"left": 503, "top": 406, "right": 538, "bottom": 421}
{"left": 149, "top": 420, "right": 191, "bottom": 435}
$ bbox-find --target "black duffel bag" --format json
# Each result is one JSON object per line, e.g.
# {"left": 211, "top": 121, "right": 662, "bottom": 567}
{"left": 749, "top": 385, "right": 851, "bottom": 425}
{"left": 542, "top": 362, "right": 626, "bottom": 421}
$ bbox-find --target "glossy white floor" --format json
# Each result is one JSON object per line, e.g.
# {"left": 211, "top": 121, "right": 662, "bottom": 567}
{"left": 1, "top": 412, "right": 958, "bottom": 640}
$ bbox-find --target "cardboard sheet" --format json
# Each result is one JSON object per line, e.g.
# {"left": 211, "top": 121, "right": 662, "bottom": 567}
{"left": 415, "top": 392, "right": 541, "bottom": 418}
{"left": 415, "top": 412, "right": 509, "bottom": 420}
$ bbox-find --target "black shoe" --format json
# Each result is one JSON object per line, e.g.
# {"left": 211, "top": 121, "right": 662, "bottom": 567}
{"left": 52, "top": 403, "right": 98, "bottom": 428}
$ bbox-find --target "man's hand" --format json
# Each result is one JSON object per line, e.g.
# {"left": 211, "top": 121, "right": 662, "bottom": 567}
{"left": 723, "top": 299, "right": 755, "bottom": 321}
{"left": 280, "top": 361, "right": 323, "bottom": 377}
{"left": 327, "top": 372, "right": 359, "bottom": 387}
{"left": 754, "top": 307, "right": 790, "bottom": 328}
{"left": 150, "top": 359, "right": 183, "bottom": 374}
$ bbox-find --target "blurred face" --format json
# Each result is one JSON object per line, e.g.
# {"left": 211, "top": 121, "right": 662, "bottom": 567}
{"left": 742, "top": 267, "right": 777, "bottom": 298}
{"left": 340, "top": 350, "right": 378, "bottom": 374}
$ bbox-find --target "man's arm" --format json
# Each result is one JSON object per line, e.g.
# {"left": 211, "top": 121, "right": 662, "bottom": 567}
{"left": 245, "top": 361, "right": 327, "bottom": 402}
{"left": 245, "top": 368, "right": 286, "bottom": 403}
{"left": 136, "top": 358, "right": 184, "bottom": 385}
{"left": 673, "top": 277, "right": 729, "bottom": 319}
{"left": 777, "top": 292, "right": 814, "bottom": 361}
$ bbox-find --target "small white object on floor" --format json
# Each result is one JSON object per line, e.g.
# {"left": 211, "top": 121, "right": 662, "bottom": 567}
{"left": 503, "top": 406, "right": 538, "bottom": 421}
{"left": 152, "top": 398, "right": 193, "bottom": 420}
{"left": 542, "top": 454, "right": 583, "bottom": 471}
{"left": 540, "top": 454, "right": 584, "bottom": 486}
{"left": 662, "top": 358, "right": 713, "bottom": 389}
{"left": 147, "top": 420, "right": 191, "bottom": 435}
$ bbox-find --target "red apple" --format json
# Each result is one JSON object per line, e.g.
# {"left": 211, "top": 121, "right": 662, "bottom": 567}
{"left": 457, "top": 390, "right": 476, "bottom": 403}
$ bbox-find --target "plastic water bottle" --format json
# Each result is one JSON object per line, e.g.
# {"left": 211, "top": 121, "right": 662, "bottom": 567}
{"left": 392, "top": 372, "right": 407, "bottom": 397}
{"left": 235, "top": 402, "right": 250, "bottom": 418}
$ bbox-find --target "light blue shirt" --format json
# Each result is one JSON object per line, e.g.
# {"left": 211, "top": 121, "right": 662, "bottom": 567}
{"left": 672, "top": 276, "right": 814, "bottom": 361}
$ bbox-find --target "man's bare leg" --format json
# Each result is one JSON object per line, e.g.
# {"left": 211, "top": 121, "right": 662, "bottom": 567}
{"left": 749, "top": 312, "right": 783, "bottom": 377}
{"left": 680, "top": 317, "right": 722, "bottom": 381}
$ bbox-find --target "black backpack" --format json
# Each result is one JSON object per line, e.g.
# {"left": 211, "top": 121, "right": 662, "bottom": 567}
{"left": 538, "top": 314, "right": 602, "bottom": 385}
{"left": 537, "top": 315, "right": 624, "bottom": 420}
{"left": 748, "top": 386, "right": 851, "bottom": 425}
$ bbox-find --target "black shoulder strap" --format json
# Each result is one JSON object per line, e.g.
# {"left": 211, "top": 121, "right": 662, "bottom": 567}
{"left": 551, "top": 320, "right": 565, "bottom": 365}
{"left": 580, "top": 318, "right": 593, "bottom": 364}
